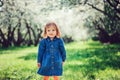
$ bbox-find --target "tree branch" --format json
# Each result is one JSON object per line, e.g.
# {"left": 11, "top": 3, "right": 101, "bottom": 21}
{"left": 87, "top": 3, "right": 120, "bottom": 20}
{"left": 106, "top": 0, "right": 120, "bottom": 13}
{"left": 84, "top": 0, "right": 89, "bottom": 4}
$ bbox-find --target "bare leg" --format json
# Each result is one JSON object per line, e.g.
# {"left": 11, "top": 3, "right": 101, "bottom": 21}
{"left": 44, "top": 76, "right": 49, "bottom": 80}
{"left": 53, "top": 76, "right": 59, "bottom": 80}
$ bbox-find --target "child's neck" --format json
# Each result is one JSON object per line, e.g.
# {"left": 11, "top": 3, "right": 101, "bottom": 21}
{"left": 49, "top": 36, "right": 56, "bottom": 40}
{"left": 50, "top": 37, "right": 54, "bottom": 40}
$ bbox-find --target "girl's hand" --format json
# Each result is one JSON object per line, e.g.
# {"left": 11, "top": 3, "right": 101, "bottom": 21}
{"left": 62, "top": 62, "right": 64, "bottom": 65}
{"left": 37, "top": 63, "right": 41, "bottom": 68}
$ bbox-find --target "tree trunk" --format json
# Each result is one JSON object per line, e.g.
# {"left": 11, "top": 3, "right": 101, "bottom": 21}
{"left": 0, "top": 28, "right": 9, "bottom": 48}
{"left": 24, "top": 19, "right": 33, "bottom": 46}
{"left": 13, "top": 19, "right": 23, "bottom": 46}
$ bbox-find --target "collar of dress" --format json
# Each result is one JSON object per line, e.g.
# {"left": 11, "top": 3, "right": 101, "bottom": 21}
{"left": 46, "top": 36, "right": 58, "bottom": 42}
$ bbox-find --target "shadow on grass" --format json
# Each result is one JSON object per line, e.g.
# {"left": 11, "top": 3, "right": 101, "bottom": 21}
{"left": 67, "top": 43, "right": 120, "bottom": 79}
{"left": 17, "top": 42, "right": 120, "bottom": 79}
{"left": 0, "top": 46, "right": 35, "bottom": 54}
{"left": 19, "top": 52, "right": 37, "bottom": 60}
{"left": 0, "top": 46, "right": 30, "bottom": 50}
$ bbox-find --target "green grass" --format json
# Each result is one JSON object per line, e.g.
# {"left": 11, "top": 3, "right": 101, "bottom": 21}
{"left": 0, "top": 41, "right": 120, "bottom": 80}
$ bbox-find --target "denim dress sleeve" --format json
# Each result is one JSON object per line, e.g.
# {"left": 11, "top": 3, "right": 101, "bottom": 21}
{"left": 59, "top": 38, "right": 66, "bottom": 62}
{"left": 37, "top": 39, "right": 46, "bottom": 63}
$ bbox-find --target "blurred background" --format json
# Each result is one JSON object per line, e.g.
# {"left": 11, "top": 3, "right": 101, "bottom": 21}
{"left": 0, "top": 0, "right": 120, "bottom": 80}
{"left": 0, "top": 0, "right": 120, "bottom": 47}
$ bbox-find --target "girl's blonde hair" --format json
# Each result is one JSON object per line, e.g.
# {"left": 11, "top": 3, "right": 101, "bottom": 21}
{"left": 42, "top": 22, "right": 61, "bottom": 38}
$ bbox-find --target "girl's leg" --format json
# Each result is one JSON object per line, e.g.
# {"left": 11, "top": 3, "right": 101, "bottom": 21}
{"left": 43, "top": 76, "right": 49, "bottom": 80}
{"left": 53, "top": 76, "right": 59, "bottom": 80}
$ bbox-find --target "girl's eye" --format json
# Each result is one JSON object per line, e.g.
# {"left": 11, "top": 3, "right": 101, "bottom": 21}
{"left": 52, "top": 29, "right": 55, "bottom": 31}
{"left": 47, "top": 30, "right": 50, "bottom": 32}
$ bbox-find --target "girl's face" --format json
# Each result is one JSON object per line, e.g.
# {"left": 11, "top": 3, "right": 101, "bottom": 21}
{"left": 46, "top": 26, "right": 57, "bottom": 39}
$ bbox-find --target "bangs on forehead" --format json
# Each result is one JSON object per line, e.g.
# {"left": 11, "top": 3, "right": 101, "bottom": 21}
{"left": 46, "top": 22, "right": 57, "bottom": 27}
{"left": 45, "top": 25, "right": 57, "bottom": 30}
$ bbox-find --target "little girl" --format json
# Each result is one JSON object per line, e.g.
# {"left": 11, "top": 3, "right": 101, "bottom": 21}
{"left": 37, "top": 22, "right": 66, "bottom": 80}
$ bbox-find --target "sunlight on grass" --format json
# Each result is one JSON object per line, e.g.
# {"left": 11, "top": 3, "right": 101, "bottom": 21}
{"left": 95, "top": 69, "right": 120, "bottom": 80}
{"left": 0, "top": 41, "right": 120, "bottom": 80}
{"left": 65, "top": 40, "right": 104, "bottom": 50}
{"left": 0, "top": 46, "right": 38, "bottom": 80}
{"left": 66, "top": 61, "right": 83, "bottom": 66}
{"left": 117, "top": 52, "right": 120, "bottom": 56}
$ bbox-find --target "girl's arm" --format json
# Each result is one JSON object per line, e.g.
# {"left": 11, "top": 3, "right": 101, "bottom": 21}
{"left": 59, "top": 38, "right": 66, "bottom": 62}
{"left": 37, "top": 39, "right": 46, "bottom": 65}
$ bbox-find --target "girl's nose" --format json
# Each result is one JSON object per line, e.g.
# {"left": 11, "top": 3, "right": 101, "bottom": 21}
{"left": 50, "top": 30, "right": 53, "bottom": 33}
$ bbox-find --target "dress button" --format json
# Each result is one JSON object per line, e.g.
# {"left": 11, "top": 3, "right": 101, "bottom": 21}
{"left": 52, "top": 62, "right": 54, "bottom": 64}
{"left": 52, "top": 67, "right": 54, "bottom": 69}
{"left": 51, "top": 45, "right": 53, "bottom": 47}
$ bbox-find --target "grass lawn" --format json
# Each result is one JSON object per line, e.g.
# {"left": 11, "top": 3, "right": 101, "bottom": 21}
{"left": 0, "top": 41, "right": 120, "bottom": 80}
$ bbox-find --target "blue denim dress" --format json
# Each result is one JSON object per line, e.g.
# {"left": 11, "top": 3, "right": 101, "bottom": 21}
{"left": 37, "top": 37, "right": 66, "bottom": 76}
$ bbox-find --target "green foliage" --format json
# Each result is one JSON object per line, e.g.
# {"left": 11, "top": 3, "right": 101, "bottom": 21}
{"left": 0, "top": 41, "right": 120, "bottom": 80}
{"left": 104, "top": 2, "right": 120, "bottom": 34}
